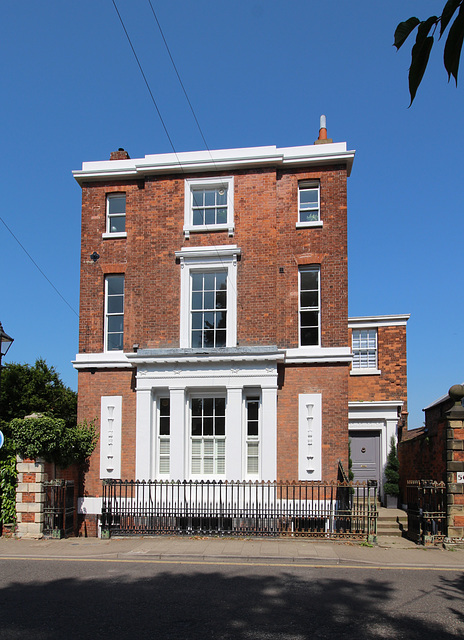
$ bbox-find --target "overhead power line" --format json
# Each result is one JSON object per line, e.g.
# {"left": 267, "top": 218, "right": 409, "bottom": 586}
{"left": 0, "top": 216, "right": 79, "bottom": 318}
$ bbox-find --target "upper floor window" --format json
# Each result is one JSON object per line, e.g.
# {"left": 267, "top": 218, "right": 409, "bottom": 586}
{"left": 299, "top": 266, "right": 320, "bottom": 346}
{"left": 106, "top": 194, "right": 126, "bottom": 236}
{"left": 158, "top": 397, "right": 170, "bottom": 475}
{"left": 184, "top": 177, "right": 234, "bottom": 238}
{"left": 105, "top": 275, "right": 124, "bottom": 351}
{"left": 297, "top": 183, "right": 322, "bottom": 228}
{"left": 191, "top": 271, "right": 227, "bottom": 348}
{"left": 176, "top": 245, "right": 240, "bottom": 349}
{"left": 352, "top": 329, "right": 377, "bottom": 370}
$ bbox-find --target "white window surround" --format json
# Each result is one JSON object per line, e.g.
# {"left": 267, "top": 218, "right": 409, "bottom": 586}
{"left": 176, "top": 245, "right": 240, "bottom": 349}
{"left": 296, "top": 182, "right": 323, "bottom": 229}
{"left": 299, "top": 265, "right": 320, "bottom": 347}
{"left": 351, "top": 328, "right": 380, "bottom": 376}
{"left": 184, "top": 176, "right": 234, "bottom": 238}
{"left": 103, "top": 193, "right": 127, "bottom": 239}
{"left": 105, "top": 274, "right": 125, "bottom": 352}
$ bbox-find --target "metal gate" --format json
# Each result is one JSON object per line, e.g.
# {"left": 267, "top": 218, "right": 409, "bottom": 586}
{"left": 406, "top": 480, "right": 446, "bottom": 544}
{"left": 43, "top": 480, "right": 75, "bottom": 538}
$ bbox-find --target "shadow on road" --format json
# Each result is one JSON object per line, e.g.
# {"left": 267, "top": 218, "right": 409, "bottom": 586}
{"left": 1, "top": 563, "right": 463, "bottom": 639}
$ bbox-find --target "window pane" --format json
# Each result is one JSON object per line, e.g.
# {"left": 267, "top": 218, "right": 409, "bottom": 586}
{"left": 204, "top": 273, "right": 215, "bottom": 290}
{"left": 107, "top": 333, "right": 123, "bottom": 351}
{"left": 300, "top": 291, "right": 318, "bottom": 308}
{"left": 193, "top": 209, "right": 204, "bottom": 226}
{"left": 107, "top": 276, "right": 124, "bottom": 295}
{"left": 192, "top": 418, "right": 202, "bottom": 436}
{"left": 300, "top": 270, "right": 318, "bottom": 291}
{"left": 216, "top": 290, "right": 226, "bottom": 309}
{"left": 110, "top": 216, "right": 125, "bottom": 233}
{"left": 300, "top": 210, "right": 318, "bottom": 223}
{"left": 216, "top": 272, "right": 227, "bottom": 289}
{"left": 247, "top": 401, "right": 258, "bottom": 421}
{"left": 107, "top": 296, "right": 124, "bottom": 314}
{"left": 217, "top": 189, "right": 227, "bottom": 205}
{"left": 108, "top": 195, "right": 126, "bottom": 214}
{"left": 217, "top": 208, "right": 227, "bottom": 224}
{"left": 204, "top": 190, "right": 215, "bottom": 206}
{"left": 203, "top": 418, "right": 213, "bottom": 435}
{"left": 300, "top": 311, "right": 318, "bottom": 327}
{"left": 215, "top": 397, "right": 225, "bottom": 415}
{"left": 299, "top": 189, "right": 318, "bottom": 206}
{"left": 192, "top": 273, "right": 203, "bottom": 291}
{"left": 215, "top": 416, "right": 225, "bottom": 436}
{"left": 301, "top": 327, "right": 318, "bottom": 346}
{"left": 205, "top": 209, "right": 215, "bottom": 225}
{"left": 192, "top": 191, "right": 203, "bottom": 207}
{"left": 192, "top": 292, "right": 203, "bottom": 311}
{"left": 108, "top": 316, "right": 124, "bottom": 333}
{"left": 203, "top": 397, "right": 213, "bottom": 415}
{"left": 159, "top": 417, "right": 170, "bottom": 436}
{"left": 215, "top": 330, "right": 226, "bottom": 347}
{"left": 203, "top": 292, "right": 214, "bottom": 310}
{"left": 191, "top": 330, "right": 202, "bottom": 348}
{"left": 192, "top": 398, "right": 202, "bottom": 416}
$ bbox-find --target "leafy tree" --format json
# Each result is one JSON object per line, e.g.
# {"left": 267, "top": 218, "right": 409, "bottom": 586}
{"left": 0, "top": 359, "right": 77, "bottom": 430}
{"left": 10, "top": 415, "right": 98, "bottom": 469}
{"left": 384, "top": 437, "right": 400, "bottom": 497}
{"left": 394, "top": 1, "right": 464, "bottom": 104}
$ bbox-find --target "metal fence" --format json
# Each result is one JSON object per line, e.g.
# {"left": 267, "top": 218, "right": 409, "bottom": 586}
{"left": 43, "top": 480, "right": 75, "bottom": 538}
{"left": 406, "top": 480, "right": 446, "bottom": 544}
{"left": 101, "top": 480, "right": 378, "bottom": 541}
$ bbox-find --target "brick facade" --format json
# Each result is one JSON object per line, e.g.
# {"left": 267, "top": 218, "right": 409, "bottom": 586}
{"left": 72, "top": 138, "right": 405, "bottom": 534}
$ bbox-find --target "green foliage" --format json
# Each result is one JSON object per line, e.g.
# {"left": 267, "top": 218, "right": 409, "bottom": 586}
{"left": 384, "top": 436, "right": 400, "bottom": 496}
{"left": 348, "top": 439, "right": 354, "bottom": 482}
{"left": 0, "top": 449, "right": 17, "bottom": 523}
{"left": 0, "top": 359, "right": 77, "bottom": 428}
{"left": 394, "top": 1, "right": 464, "bottom": 104}
{"left": 10, "top": 416, "right": 98, "bottom": 469}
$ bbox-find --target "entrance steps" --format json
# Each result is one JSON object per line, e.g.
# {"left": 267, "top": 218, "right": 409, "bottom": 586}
{"left": 376, "top": 507, "right": 407, "bottom": 537}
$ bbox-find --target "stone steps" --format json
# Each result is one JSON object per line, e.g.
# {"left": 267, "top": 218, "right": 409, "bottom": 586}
{"left": 377, "top": 507, "right": 407, "bottom": 537}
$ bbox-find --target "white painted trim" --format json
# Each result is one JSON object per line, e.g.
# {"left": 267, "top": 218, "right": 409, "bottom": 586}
{"left": 78, "top": 497, "right": 102, "bottom": 515}
{"left": 73, "top": 352, "right": 132, "bottom": 370}
{"left": 102, "top": 232, "right": 127, "bottom": 240}
{"left": 348, "top": 314, "right": 410, "bottom": 328}
{"left": 350, "top": 369, "right": 381, "bottom": 376}
{"left": 298, "top": 393, "right": 322, "bottom": 481}
{"left": 100, "top": 396, "right": 122, "bottom": 479}
{"left": 296, "top": 221, "right": 323, "bottom": 229}
{"left": 73, "top": 142, "right": 355, "bottom": 184}
{"left": 184, "top": 176, "right": 234, "bottom": 238}
{"left": 285, "top": 346, "right": 352, "bottom": 364}
{"left": 176, "top": 245, "right": 240, "bottom": 349}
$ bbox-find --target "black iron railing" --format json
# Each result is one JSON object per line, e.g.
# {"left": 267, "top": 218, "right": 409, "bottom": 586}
{"left": 406, "top": 480, "right": 446, "bottom": 544}
{"left": 43, "top": 480, "right": 75, "bottom": 538}
{"left": 101, "top": 480, "right": 377, "bottom": 541}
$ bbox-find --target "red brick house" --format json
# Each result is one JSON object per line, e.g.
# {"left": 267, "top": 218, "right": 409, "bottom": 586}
{"left": 72, "top": 124, "right": 408, "bottom": 529}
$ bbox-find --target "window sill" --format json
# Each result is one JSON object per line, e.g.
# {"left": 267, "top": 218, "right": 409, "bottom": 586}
{"left": 102, "top": 232, "right": 127, "bottom": 239}
{"left": 296, "top": 221, "right": 323, "bottom": 229}
{"left": 183, "top": 224, "right": 234, "bottom": 239}
{"left": 350, "top": 368, "right": 382, "bottom": 376}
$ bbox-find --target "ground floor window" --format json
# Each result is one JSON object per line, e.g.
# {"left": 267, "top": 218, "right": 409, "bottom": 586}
{"left": 191, "top": 397, "right": 226, "bottom": 475}
{"left": 246, "top": 396, "right": 260, "bottom": 475}
{"left": 158, "top": 397, "right": 170, "bottom": 474}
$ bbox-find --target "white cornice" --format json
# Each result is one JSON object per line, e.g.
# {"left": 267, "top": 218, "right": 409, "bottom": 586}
{"left": 285, "top": 347, "right": 352, "bottom": 364}
{"left": 348, "top": 314, "right": 410, "bottom": 328}
{"left": 73, "top": 143, "right": 355, "bottom": 184}
{"left": 72, "top": 352, "right": 132, "bottom": 370}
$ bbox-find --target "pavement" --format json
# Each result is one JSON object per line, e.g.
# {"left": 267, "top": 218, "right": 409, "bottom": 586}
{"left": 1, "top": 534, "right": 464, "bottom": 569}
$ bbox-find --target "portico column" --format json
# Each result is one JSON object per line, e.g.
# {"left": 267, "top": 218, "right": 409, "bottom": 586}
{"left": 261, "top": 386, "right": 278, "bottom": 481}
{"left": 226, "top": 387, "right": 243, "bottom": 480}
{"left": 135, "top": 388, "right": 153, "bottom": 480}
{"left": 170, "top": 388, "right": 186, "bottom": 480}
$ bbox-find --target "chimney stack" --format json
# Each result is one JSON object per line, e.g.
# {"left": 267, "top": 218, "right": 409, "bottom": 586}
{"left": 314, "top": 115, "right": 333, "bottom": 144}
{"left": 110, "top": 148, "right": 130, "bottom": 160}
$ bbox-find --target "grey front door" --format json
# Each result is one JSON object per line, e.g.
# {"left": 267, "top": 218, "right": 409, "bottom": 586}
{"left": 350, "top": 431, "right": 380, "bottom": 486}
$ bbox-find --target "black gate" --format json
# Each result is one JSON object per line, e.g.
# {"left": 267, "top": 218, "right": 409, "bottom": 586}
{"left": 406, "top": 480, "right": 446, "bottom": 544}
{"left": 43, "top": 480, "right": 75, "bottom": 538}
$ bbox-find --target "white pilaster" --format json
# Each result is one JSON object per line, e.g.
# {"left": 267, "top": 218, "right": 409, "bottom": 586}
{"left": 135, "top": 389, "right": 153, "bottom": 480}
{"left": 261, "top": 387, "right": 278, "bottom": 481}
{"left": 226, "top": 387, "right": 243, "bottom": 480}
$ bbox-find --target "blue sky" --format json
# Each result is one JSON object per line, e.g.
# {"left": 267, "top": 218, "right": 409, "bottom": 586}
{"left": 1, "top": 1, "right": 462, "bottom": 428}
